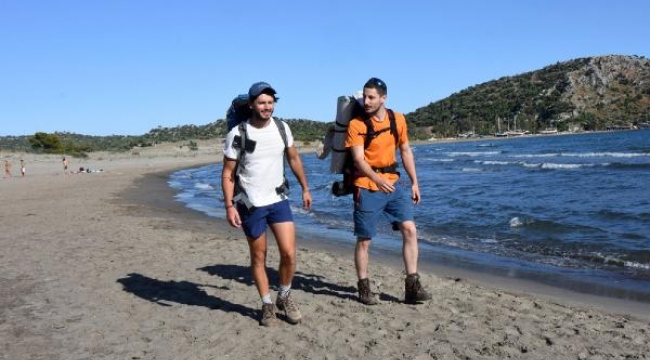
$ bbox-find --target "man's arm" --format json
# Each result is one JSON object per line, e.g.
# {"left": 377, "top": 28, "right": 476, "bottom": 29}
{"left": 221, "top": 157, "right": 242, "bottom": 227}
{"left": 398, "top": 140, "right": 421, "bottom": 204}
{"left": 350, "top": 145, "right": 396, "bottom": 193}
{"left": 285, "top": 146, "right": 312, "bottom": 210}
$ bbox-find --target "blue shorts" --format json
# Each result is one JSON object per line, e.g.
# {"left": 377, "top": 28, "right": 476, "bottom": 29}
{"left": 238, "top": 199, "right": 294, "bottom": 239}
{"left": 353, "top": 185, "right": 414, "bottom": 239}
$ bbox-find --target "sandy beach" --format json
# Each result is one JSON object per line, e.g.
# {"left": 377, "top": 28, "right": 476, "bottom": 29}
{"left": 1, "top": 146, "right": 649, "bottom": 360}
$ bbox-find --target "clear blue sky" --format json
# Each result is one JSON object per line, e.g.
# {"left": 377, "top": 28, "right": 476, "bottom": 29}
{"left": 1, "top": 1, "right": 649, "bottom": 136}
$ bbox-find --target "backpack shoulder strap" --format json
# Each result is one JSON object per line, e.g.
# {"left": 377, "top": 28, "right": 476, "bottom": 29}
{"left": 386, "top": 109, "right": 399, "bottom": 146}
{"left": 274, "top": 119, "right": 289, "bottom": 149}
{"left": 236, "top": 119, "right": 287, "bottom": 164}
{"left": 235, "top": 121, "right": 248, "bottom": 176}
{"left": 362, "top": 109, "right": 398, "bottom": 149}
{"left": 362, "top": 116, "right": 375, "bottom": 149}
{"left": 274, "top": 119, "right": 290, "bottom": 196}
{"left": 274, "top": 119, "right": 289, "bottom": 177}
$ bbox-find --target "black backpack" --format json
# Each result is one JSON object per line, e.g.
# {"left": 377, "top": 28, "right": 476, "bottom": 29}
{"left": 331, "top": 109, "right": 399, "bottom": 197}
{"left": 226, "top": 94, "right": 251, "bottom": 132}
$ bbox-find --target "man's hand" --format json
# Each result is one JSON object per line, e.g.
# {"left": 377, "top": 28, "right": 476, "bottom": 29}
{"left": 302, "top": 189, "right": 313, "bottom": 210}
{"left": 374, "top": 176, "right": 396, "bottom": 193}
{"left": 225, "top": 206, "right": 242, "bottom": 228}
{"left": 411, "top": 184, "right": 421, "bottom": 205}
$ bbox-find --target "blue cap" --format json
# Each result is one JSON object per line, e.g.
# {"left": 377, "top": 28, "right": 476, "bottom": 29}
{"left": 248, "top": 81, "right": 277, "bottom": 98}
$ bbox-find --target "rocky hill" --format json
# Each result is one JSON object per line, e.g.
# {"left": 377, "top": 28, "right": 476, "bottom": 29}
{"left": 406, "top": 55, "right": 650, "bottom": 138}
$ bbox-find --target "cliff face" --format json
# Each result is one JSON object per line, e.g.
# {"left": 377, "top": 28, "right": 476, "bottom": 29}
{"left": 408, "top": 55, "right": 650, "bottom": 137}
{"left": 564, "top": 55, "right": 650, "bottom": 122}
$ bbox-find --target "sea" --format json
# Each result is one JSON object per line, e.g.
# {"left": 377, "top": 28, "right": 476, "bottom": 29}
{"left": 168, "top": 129, "right": 650, "bottom": 302}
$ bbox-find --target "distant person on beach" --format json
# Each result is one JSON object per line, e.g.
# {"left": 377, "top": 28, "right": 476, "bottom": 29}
{"left": 4, "top": 160, "right": 12, "bottom": 178}
{"left": 345, "top": 77, "right": 431, "bottom": 305}
{"left": 221, "top": 81, "right": 312, "bottom": 327}
{"left": 20, "top": 159, "right": 25, "bottom": 177}
{"left": 62, "top": 157, "right": 69, "bottom": 174}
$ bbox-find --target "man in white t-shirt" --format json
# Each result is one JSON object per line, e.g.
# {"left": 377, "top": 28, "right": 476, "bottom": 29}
{"left": 221, "top": 81, "right": 312, "bottom": 327}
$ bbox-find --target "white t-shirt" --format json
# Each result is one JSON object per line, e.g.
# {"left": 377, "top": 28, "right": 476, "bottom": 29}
{"left": 223, "top": 118, "right": 294, "bottom": 207}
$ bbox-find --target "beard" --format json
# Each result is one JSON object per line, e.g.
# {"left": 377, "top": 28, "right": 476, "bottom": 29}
{"left": 253, "top": 108, "right": 273, "bottom": 121}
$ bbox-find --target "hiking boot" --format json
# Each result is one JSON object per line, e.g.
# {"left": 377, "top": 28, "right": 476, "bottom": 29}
{"left": 276, "top": 291, "right": 302, "bottom": 324}
{"left": 357, "top": 278, "right": 378, "bottom": 305}
{"left": 259, "top": 303, "right": 279, "bottom": 327}
{"left": 404, "top": 273, "right": 432, "bottom": 304}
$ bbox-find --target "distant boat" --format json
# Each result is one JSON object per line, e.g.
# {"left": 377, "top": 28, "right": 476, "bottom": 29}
{"left": 506, "top": 115, "right": 528, "bottom": 136}
{"left": 494, "top": 116, "right": 506, "bottom": 137}
{"left": 457, "top": 131, "right": 477, "bottom": 138}
{"left": 458, "top": 127, "right": 477, "bottom": 138}
{"left": 539, "top": 128, "right": 558, "bottom": 135}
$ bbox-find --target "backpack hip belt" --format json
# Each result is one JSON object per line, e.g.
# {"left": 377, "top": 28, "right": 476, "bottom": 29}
{"left": 232, "top": 191, "right": 254, "bottom": 210}
{"left": 371, "top": 162, "right": 399, "bottom": 174}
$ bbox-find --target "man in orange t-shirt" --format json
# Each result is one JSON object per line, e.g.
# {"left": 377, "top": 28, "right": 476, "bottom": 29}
{"left": 345, "top": 77, "right": 431, "bottom": 305}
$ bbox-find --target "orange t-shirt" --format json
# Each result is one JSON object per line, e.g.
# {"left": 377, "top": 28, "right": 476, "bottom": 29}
{"left": 345, "top": 110, "right": 408, "bottom": 191}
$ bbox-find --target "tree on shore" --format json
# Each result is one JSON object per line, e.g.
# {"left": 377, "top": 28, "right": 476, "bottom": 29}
{"left": 28, "top": 132, "right": 63, "bottom": 153}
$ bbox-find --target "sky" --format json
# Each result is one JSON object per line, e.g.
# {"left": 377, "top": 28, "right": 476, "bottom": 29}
{"left": 1, "top": 1, "right": 649, "bottom": 136}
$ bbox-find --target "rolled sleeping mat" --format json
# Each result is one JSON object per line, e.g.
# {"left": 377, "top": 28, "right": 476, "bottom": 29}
{"left": 330, "top": 93, "right": 362, "bottom": 173}
{"left": 330, "top": 96, "right": 355, "bottom": 173}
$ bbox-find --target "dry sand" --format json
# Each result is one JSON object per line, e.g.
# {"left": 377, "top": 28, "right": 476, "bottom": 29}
{"left": 1, "top": 146, "right": 649, "bottom": 360}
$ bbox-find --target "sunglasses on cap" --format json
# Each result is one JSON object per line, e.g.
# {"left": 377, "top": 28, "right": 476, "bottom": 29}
{"left": 364, "top": 77, "right": 387, "bottom": 93}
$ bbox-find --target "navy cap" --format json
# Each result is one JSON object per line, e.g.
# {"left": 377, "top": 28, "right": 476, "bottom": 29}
{"left": 364, "top": 77, "right": 387, "bottom": 95}
{"left": 248, "top": 82, "right": 277, "bottom": 98}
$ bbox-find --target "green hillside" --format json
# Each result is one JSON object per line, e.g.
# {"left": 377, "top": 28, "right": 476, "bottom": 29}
{"left": 407, "top": 55, "right": 650, "bottom": 138}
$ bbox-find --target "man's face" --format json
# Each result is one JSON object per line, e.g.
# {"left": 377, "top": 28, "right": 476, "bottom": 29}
{"left": 251, "top": 93, "right": 275, "bottom": 121}
{"left": 362, "top": 87, "right": 386, "bottom": 116}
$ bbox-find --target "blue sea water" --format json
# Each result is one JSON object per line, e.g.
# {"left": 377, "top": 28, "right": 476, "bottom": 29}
{"left": 168, "top": 130, "right": 650, "bottom": 302}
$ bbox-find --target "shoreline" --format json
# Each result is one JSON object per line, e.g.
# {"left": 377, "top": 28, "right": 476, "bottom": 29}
{"left": 157, "top": 165, "right": 650, "bottom": 319}
{"left": 2, "top": 151, "right": 649, "bottom": 359}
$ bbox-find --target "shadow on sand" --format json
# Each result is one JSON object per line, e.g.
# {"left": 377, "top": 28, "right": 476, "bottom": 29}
{"left": 198, "top": 264, "right": 401, "bottom": 303}
{"left": 117, "top": 273, "right": 258, "bottom": 320}
{"left": 117, "top": 263, "right": 401, "bottom": 320}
